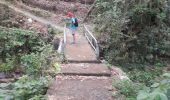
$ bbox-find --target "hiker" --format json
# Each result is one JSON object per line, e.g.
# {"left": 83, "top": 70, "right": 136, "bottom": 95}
{"left": 67, "top": 12, "right": 78, "bottom": 44}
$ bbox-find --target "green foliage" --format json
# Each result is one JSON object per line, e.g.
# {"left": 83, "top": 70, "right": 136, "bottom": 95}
{"left": 137, "top": 73, "right": 170, "bottom": 100}
{"left": 53, "top": 62, "right": 61, "bottom": 73}
{"left": 21, "top": 53, "right": 43, "bottom": 75}
{"left": 93, "top": 0, "right": 170, "bottom": 65}
{"left": 48, "top": 25, "right": 62, "bottom": 36}
{"left": 113, "top": 80, "right": 144, "bottom": 99}
{"left": 0, "top": 26, "right": 43, "bottom": 60}
{"left": 0, "top": 26, "right": 61, "bottom": 80}
{"left": 21, "top": 44, "right": 58, "bottom": 76}
{"left": 0, "top": 26, "right": 58, "bottom": 74}
{"left": 0, "top": 27, "right": 31, "bottom": 71}
{"left": 127, "top": 67, "right": 163, "bottom": 86}
{"left": 0, "top": 59, "right": 15, "bottom": 72}
{"left": 0, "top": 75, "right": 52, "bottom": 100}
{"left": 0, "top": 3, "right": 61, "bottom": 99}
{"left": 93, "top": 1, "right": 170, "bottom": 99}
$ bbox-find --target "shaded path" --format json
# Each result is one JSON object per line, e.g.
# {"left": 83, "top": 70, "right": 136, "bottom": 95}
{"left": 0, "top": 1, "right": 113, "bottom": 99}
{"left": 0, "top": 1, "right": 64, "bottom": 31}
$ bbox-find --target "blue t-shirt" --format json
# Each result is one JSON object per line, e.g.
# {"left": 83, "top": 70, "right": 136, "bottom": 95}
{"left": 70, "top": 17, "right": 77, "bottom": 30}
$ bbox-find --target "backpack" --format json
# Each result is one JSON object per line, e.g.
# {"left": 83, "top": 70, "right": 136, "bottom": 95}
{"left": 73, "top": 18, "right": 78, "bottom": 27}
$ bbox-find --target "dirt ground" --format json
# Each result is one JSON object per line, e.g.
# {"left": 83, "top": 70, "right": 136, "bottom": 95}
{"left": 16, "top": 0, "right": 90, "bottom": 22}
{"left": 2, "top": 0, "right": 91, "bottom": 34}
{"left": 0, "top": 3, "right": 49, "bottom": 34}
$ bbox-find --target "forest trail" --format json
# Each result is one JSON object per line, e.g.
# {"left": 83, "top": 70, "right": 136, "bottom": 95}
{"left": 0, "top": 0, "right": 64, "bottom": 31}
{"left": 0, "top": 1, "right": 113, "bottom": 99}
{"left": 47, "top": 29, "right": 113, "bottom": 100}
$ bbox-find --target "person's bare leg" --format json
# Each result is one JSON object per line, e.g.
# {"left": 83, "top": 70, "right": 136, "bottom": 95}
{"left": 73, "top": 34, "right": 75, "bottom": 43}
{"left": 72, "top": 30, "right": 76, "bottom": 43}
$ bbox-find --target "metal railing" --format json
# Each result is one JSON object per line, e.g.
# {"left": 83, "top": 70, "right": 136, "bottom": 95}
{"left": 63, "top": 24, "right": 67, "bottom": 45}
{"left": 57, "top": 24, "right": 67, "bottom": 53}
{"left": 84, "top": 24, "right": 99, "bottom": 59}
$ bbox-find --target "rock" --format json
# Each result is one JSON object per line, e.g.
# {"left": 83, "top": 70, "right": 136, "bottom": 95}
{"left": 0, "top": 78, "right": 16, "bottom": 83}
{"left": 52, "top": 37, "right": 60, "bottom": 50}
{"left": 27, "top": 18, "right": 33, "bottom": 23}
{"left": 0, "top": 72, "right": 6, "bottom": 79}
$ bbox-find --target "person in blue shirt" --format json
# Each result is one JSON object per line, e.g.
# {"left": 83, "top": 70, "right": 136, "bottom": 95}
{"left": 67, "top": 12, "right": 77, "bottom": 44}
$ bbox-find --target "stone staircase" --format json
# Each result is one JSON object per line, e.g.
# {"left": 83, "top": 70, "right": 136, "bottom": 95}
{"left": 47, "top": 29, "right": 113, "bottom": 100}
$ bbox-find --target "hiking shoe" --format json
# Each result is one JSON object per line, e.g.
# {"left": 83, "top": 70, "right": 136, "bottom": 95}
{"left": 71, "top": 42, "right": 75, "bottom": 44}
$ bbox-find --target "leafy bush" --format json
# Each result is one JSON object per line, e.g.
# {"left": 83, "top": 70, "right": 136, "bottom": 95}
{"left": 21, "top": 53, "right": 43, "bottom": 76}
{"left": 127, "top": 67, "right": 163, "bottom": 86}
{"left": 0, "top": 26, "right": 44, "bottom": 61}
{"left": 0, "top": 4, "right": 61, "bottom": 99}
{"left": 0, "top": 58, "right": 15, "bottom": 72}
{"left": 113, "top": 80, "right": 144, "bottom": 99}
{"left": 137, "top": 73, "right": 170, "bottom": 100}
{"left": 21, "top": 44, "right": 59, "bottom": 76}
{"left": 93, "top": 0, "right": 170, "bottom": 65}
{"left": 93, "top": 1, "right": 170, "bottom": 99}
{"left": 0, "top": 75, "right": 52, "bottom": 100}
{"left": 0, "top": 26, "right": 59, "bottom": 73}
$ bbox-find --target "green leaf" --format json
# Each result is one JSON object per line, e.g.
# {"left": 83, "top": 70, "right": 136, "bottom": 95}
{"left": 149, "top": 92, "right": 168, "bottom": 100}
{"left": 151, "top": 83, "right": 160, "bottom": 88}
{"left": 163, "top": 73, "right": 170, "bottom": 78}
{"left": 53, "top": 62, "right": 61, "bottom": 72}
{"left": 0, "top": 83, "right": 11, "bottom": 89}
{"left": 137, "top": 90, "right": 149, "bottom": 100}
{"left": 159, "top": 93, "right": 168, "bottom": 100}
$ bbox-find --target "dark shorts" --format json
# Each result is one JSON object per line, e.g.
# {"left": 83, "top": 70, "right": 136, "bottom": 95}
{"left": 70, "top": 27, "right": 77, "bottom": 35}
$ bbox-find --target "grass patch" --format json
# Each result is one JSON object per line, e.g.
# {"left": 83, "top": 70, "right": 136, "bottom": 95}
{"left": 112, "top": 62, "right": 165, "bottom": 99}
{"left": 0, "top": 75, "right": 52, "bottom": 99}
{"left": 113, "top": 79, "right": 144, "bottom": 100}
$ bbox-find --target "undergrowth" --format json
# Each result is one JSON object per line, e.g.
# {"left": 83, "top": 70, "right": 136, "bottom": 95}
{"left": 93, "top": 0, "right": 170, "bottom": 99}
{"left": 0, "top": 22, "right": 61, "bottom": 99}
{"left": 0, "top": 75, "right": 52, "bottom": 100}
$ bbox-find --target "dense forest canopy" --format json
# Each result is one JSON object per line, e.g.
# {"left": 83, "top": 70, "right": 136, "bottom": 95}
{"left": 93, "top": 0, "right": 170, "bottom": 65}
{"left": 91, "top": 0, "right": 170, "bottom": 99}
{"left": 91, "top": 0, "right": 170, "bottom": 100}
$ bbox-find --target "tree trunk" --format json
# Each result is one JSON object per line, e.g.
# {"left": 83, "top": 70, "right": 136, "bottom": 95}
{"left": 82, "top": 0, "right": 96, "bottom": 23}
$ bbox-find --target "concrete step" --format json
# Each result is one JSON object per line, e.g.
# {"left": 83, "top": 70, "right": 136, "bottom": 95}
{"left": 47, "top": 76, "right": 113, "bottom": 100}
{"left": 67, "top": 60, "right": 101, "bottom": 63}
{"left": 59, "top": 63, "right": 111, "bottom": 77}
